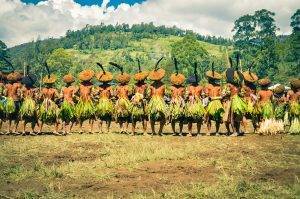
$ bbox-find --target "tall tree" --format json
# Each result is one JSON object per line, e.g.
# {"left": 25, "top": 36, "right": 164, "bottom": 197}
{"left": 232, "top": 14, "right": 256, "bottom": 49}
{"left": 0, "top": 40, "right": 11, "bottom": 71}
{"left": 289, "top": 9, "right": 300, "bottom": 74}
{"left": 254, "top": 9, "right": 277, "bottom": 38}
{"left": 290, "top": 9, "right": 300, "bottom": 32}
{"left": 232, "top": 9, "right": 279, "bottom": 77}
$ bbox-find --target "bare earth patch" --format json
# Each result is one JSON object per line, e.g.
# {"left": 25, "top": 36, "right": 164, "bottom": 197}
{"left": 0, "top": 129, "right": 299, "bottom": 198}
{"left": 70, "top": 160, "right": 218, "bottom": 197}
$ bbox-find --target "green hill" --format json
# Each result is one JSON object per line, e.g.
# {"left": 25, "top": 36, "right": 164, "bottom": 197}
{"left": 6, "top": 24, "right": 232, "bottom": 85}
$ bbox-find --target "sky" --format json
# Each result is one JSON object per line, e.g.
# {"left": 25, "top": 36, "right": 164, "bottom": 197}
{"left": 0, "top": 0, "right": 299, "bottom": 47}
{"left": 20, "top": 0, "right": 145, "bottom": 6}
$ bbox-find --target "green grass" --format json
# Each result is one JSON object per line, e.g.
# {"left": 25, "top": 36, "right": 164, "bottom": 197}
{"left": 66, "top": 35, "right": 231, "bottom": 72}
{"left": 0, "top": 134, "right": 299, "bottom": 198}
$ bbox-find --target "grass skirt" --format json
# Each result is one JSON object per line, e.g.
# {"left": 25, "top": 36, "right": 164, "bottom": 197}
{"left": 5, "top": 97, "right": 16, "bottom": 115}
{"left": 207, "top": 99, "right": 224, "bottom": 122}
{"left": 96, "top": 98, "right": 114, "bottom": 120}
{"left": 115, "top": 98, "right": 131, "bottom": 120}
{"left": 59, "top": 101, "right": 75, "bottom": 123}
{"left": 259, "top": 101, "right": 274, "bottom": 119}
{"left": 289, "top": 118, "right": 300, "bottom": 135}
{"left": 231, "top": 95, "right": 247, "bottom": 117}
{"left": 169, "top": 98, "right": 185, "bottom": 122}
{"left": 20, "top": 97, "right": 36, "bottom": 121}
{"left": 289, "top": 101, "right": 300, "bottom": 119}
{"left": 0, "top": 99, "right": 5, "bottom": 119}
{"left": 147, "top": 96, "right": 167, "bottom": 121}
{"left": 39, "top": 99, "right": 58, "bottom": 124}
{"left": 186, "top": 99, "right": 206, "bottom": 121}
{"left": 75, "top": 100, "right": 95, "bottom": 122}
{"left": 4, "top": 97, "right": 20, "bottom": 119}
{"left": 274, "top": 103, "right": 287, "bottom": 120}
{"left": 131, "top": 93, "right": 147, "bottom": 121}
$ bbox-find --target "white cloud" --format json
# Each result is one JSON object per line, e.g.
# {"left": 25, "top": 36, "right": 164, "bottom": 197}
{"left": 0, "top": 0, "right": 299, "bottom": 47}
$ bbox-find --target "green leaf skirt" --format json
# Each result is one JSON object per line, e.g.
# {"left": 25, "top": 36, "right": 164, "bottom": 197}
{"left": 185, "top": 99, "right": 206, "bottom": 121}
{"left": 231, "top": 95, "right": 247, "bottom": 117}
{"left": 75, "top": 100, "right": 95, "bottom": 121}
{"left": 259, "top": 101, "right": 274, "bottom": 119}
{"left": 20, "top": 97, "right": 36, "bottom": 120}
{"left": 59, "top": 101, "right": 75, "bottom": 122}
{"left": 207, "top": 99, "right": 224, "bottom": 122}
{"left": 131, "top": 93, "right": 147, "bottom": 121}
{"left": 289, "top": 101, "right": 300, "bottom": 119}
{"left": 96, "top": 98, "right": 114, "bottom": 120}
{"left": 38, "top": 99, "right": 58, "bottom": 124}
{"left": 169, "top": 98, "right": 185, "bottom": 121}
{"left": 147, "top": 96, "right": 167, "bottom": 121}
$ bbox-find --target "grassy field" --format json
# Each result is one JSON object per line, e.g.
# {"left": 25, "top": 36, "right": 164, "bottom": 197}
{"left": 0, "top": 121, "right": 299, "bottom": 198}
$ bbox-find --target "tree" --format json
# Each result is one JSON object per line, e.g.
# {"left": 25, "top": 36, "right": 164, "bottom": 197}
{"left": 290, "top": 9, "right": 300, "bottom": 32}
{"left": 289, "top": 9, "right": 300, "bottom": 74}
{"left": 171, "top": 34, "right": 208, "bottom": 75}
{"left": 0, "top": 40, "right": 8, "bottom": 58}
{"left": 232, "top": 9, "right": 279, "bottom": 78}
{"left": 0, "top": 40, "right": 12, "bottom": 72}
{"left": 232, "top": 14, "right": 256, "bottom": 48}
{"left": 254, "top": 9, "right": 277, "bottom": 38}
{"left": 46, "top": 48, "right": 74, "bottom": 77}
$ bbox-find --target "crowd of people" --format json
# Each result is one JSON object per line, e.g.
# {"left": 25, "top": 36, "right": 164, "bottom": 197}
{"left": 0, "top": 57, "right": 299, "bottom": 136}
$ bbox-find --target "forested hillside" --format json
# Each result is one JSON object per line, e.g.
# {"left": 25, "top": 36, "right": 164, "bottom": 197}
{"left": 1, "top": 23, "right": 232, "bottom": 86}
{"left": 0, "top": 9, "right": 299, "bottom": 86}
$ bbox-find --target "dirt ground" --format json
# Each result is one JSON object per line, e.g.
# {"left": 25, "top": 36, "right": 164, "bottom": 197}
{"left": 0, "top": 121, "right": 299, "bottom": 198}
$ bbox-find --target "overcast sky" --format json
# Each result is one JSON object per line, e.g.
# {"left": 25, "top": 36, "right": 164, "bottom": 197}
{"left": 0, "top": 0, "right": 299, "bottom": 47}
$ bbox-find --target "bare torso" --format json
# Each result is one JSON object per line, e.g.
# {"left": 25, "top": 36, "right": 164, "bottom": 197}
{"left": 23, "top": 87, "right": 36, "bottom": 98}
{"left": 116, "top": 85, "right": 129, "bottom": 99}
{"left": 205, "top": 84, "right": 222, "bottom": 98}
{"left": 135, "top": 82, "right": 147, "bottom": 95}
{"left": 79, "top": 82, "right": 93, "bottom": 101}
{"left": 170, "top": 85, "right": 185, "bottom": 100}
{"left": 258, "top": 90, "right": 273, "bottom": 102}
{"left": 227, "top": 83, "right": 239, "bottom": 97}
{"left": 41, "top": 88, "right": 57, "bottom": 100}
{"left": 150, "top": 82, "right": 165, "bottom": 97}
{"left": 6, "top": 83, "right": 22, "bottom": 101}
{"left": 99, "top": 84, "right": 112, "bottom": 99}
{"left": 62, "top": 86, "right": 77, "bottom": 103}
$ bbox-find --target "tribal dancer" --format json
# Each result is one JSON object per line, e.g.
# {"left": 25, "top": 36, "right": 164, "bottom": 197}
{"left": 257, "top": 81, "right": 286, "bottom": 135}
{"left": 147, "top": 57, "right": 167, "bottom": 136}
{"left": 59, "top": 74, "right": 77, "bottom": 135}
{"left": 131, "top": 59, "right": 149, "bottom": 135}
{"left": 242, "top": 66, "right": 259, "bottom": 133}
{"left": 169, "top": 58, "right": 185, "bottom": 136}
{"left": 287, "top": 79, "right": 300, "bottom": 134}
{"left": 257, "top": 78, "right": 274, "bottom": 122}
{"left": 147, "top": 57, "right": 167, "bottom": 135}
{"left": 38, "top": 74, "right": 60, "bottom": 135}
{"left": 110, "top": 62, "right": 132, "bottom": 133}
{"left": 75, "top": 69, "right": 95, "bottom": 134}
{"left": 0, "top": 72, "right": 6, "bottom": 134}
{"left": 273, "top": 85, "right": 287, "bottom": 122}
{"left": 204, "top": 63, "right": 224, "bottom": 136}
{"left": 20, "top": 70, "right": 38, "bottom": 135}
{"left": 186, "top": 63, "right": 206, "bottom": 136}
{"left": 95, "top": 63, "right": 114, "bottom": 133}
{"left": 223, "top": 56, "right": 247, "bottom": 136}
{"left": 4, "top": 71, "right": 22, "bottom": 134}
